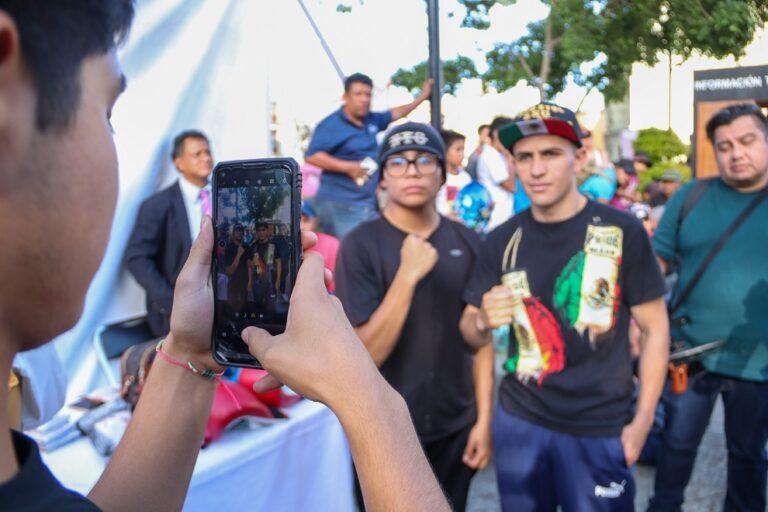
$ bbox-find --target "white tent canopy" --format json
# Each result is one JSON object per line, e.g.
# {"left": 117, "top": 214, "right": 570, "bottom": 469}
{"left": 57, "top": 0, "right": 274, "bottom": 399}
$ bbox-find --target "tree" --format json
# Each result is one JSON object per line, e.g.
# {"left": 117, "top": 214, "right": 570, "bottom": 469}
{"left": 247, "top": 186, "right": 287, "bottom": 225}
{"left": 634, "top": 127, "right": 689, "bottom": 165}
{"left": 634, "top": 127, "right": 691, "bottom": 191}
{"left": 391, "top": 56, "right": 479, "bottom": 95}
{"left": 483, "top": 0, "right": 603, "bottom": 101}
{"left": 390, "top": 0, "right": 768, "bottom": 103}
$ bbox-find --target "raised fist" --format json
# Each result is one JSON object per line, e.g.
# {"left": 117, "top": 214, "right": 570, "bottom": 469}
{"left": 398, "top": 234, "right": 439, "bottom": 285}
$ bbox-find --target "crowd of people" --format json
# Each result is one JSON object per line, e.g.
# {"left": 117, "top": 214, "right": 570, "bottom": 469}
{"left": 2, "top": 3, "right": 767, "bottom": 512}
{"left": 215, "top": 222, "right": 292, "bottom": 311}
{"left": 303, "top": 72, "right": 768, "bottom": 512}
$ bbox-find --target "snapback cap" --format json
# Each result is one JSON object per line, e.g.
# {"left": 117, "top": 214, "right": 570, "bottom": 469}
{"left": 499, "top": 102, "right": 583, "bottom": 150}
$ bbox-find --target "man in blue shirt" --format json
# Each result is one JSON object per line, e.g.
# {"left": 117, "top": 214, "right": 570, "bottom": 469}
{"left": 648, "top": 104, "right": 768, "bottom": 511}
{"left": 305, "top": 72, "right": 432, "bottom": 239}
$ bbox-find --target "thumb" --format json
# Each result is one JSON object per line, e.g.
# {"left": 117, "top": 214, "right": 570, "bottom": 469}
{"left": 173, "top": 216, "right": 213, "bottom": 291}
{"left": 241, "top": 326, "right": 276, "bottom": 365}
{"left": 189, "top": 215, "right": 214, "bottom": 268}
{"left": 462, "top": 445, "right": 477, "bottom": 467}
{"left": 252, "top": 373, "right": 282, "bottom": 394}
{"left": 292, "top": 251, "right": 327, "bottom": 297}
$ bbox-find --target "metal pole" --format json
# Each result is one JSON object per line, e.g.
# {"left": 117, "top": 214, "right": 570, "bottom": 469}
{"left": 427, "top": 0, "right": 442, "bottom": 130}
{"left": 297, "top": 0, "right": 345, "bottom": 82}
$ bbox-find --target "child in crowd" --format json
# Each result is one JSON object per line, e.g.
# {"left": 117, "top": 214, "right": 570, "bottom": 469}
{"left": 436, "top": 129, "right": 473, "bottom": 218}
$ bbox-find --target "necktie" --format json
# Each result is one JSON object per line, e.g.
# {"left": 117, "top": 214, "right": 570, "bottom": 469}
{"left": 199, "top": 188, "right": 212, "bottom": 217}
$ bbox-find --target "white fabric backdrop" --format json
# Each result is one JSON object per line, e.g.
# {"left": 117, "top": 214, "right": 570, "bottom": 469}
{"left": 55, "top": 0, "right": 274, "bottom": 400}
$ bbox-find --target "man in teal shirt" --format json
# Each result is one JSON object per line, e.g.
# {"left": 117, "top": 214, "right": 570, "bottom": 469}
{"left": 649, "top": 104, "right": 768, "bottom": 511}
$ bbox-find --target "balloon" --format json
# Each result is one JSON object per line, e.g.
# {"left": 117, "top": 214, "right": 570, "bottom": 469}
{"left": 453, "top": 181, "right": 494, "bottom": 233}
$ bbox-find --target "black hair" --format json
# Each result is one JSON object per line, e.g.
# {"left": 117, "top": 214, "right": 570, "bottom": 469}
{"left": 256, "top": 223, "right": 268, "bottom": 230}
{"left": 706, "top": 104, "right": 768, "bottom": 142}
{"left": 0, "top": 0, "right": 134, "bottom": 131}
{"left": 477, "top": 124, "right": 490, "bottom": 134}
{"left": 490, "top": 116, "right": 513, "bottom": 138}
{"left": 440, "top": 129, "right": 465, "bottom": 149}
{"left": 634, "top": 151, "right": 652, "bottom": 167}
{"left": 171, "top": 130, "right": 210, "bottom": 161}
{"left": 344, "top": 72, "right": 373, "bottom": 93}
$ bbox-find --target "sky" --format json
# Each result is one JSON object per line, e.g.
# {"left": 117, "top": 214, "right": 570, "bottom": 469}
{"left": 629, "top": 28, "right": 768, "bottom": 143}
{"left": 267, "top": 0, "right": 606, "bottom": 157}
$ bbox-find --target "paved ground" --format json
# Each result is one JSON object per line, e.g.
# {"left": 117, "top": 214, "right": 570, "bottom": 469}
{"left": 466, "top": 354, "right": 743, "bottom": 511}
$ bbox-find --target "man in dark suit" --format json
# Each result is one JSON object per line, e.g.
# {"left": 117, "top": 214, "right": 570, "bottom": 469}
{"left": 125, "top": 130, "right": 214, "bottom": 337}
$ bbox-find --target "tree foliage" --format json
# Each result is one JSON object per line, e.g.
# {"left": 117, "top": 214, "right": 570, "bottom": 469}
{"left": 634, "top": 127, "right": 689, "bottom": 165}
{"left": 390, "top": 0, "right": 768, "bottom": 102}
{"left": 454, "top": 0, "right": 517, "bottom": 29}
{"left": 391, "top": 55, "right": 479, "bottom": 96}
{"left": 632, "top": 127, "right": 692, "bottom": 192}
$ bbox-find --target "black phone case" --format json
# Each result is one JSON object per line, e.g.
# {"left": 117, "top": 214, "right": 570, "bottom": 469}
{"left": 210, "top": 158, "right": 302, "bottom": 368}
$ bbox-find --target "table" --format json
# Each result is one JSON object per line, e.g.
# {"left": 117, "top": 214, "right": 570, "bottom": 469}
{"left": 42, "top": 400, "right": 355, "bottom": 512}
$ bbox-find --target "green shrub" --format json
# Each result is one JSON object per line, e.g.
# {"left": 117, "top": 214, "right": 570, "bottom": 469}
{"left": 634, "top": 127, "right": 689, "bottom": 165}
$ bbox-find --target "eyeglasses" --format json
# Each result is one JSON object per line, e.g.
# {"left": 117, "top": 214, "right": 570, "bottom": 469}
{"left": 384, "top": 155, "right": 439, "bottom": 177}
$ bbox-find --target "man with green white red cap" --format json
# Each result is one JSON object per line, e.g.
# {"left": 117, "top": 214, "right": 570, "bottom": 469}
{"left": 459, "top": 102, "right": 670, "bottom": 511}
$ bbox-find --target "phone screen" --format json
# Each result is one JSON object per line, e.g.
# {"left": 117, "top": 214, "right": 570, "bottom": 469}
{"left": 212, "top": 161, "right": 297, "bottom": 367}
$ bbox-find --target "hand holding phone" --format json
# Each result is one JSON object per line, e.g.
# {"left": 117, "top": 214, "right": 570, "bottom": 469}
{"left": 211, "top": 158, "right": 302, "bottom": 368}
{"left": 241, "top": 252, "right": 380, "bottom": 406}
{"left": 355, "top": 156, "right": 378, "bottom": 187}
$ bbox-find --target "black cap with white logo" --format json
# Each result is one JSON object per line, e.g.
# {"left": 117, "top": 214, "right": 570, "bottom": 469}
{"left": 377, "top": 122, "right": 446, "bottom": 177}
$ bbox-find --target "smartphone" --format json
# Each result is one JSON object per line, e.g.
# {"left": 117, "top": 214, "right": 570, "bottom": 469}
{"left": 211, "top": 158, "right": 302, "bottom": 368}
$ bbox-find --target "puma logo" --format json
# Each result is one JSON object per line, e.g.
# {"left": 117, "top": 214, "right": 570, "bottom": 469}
{"left": 594, "top": 480, "right": 626, "bottom": 499}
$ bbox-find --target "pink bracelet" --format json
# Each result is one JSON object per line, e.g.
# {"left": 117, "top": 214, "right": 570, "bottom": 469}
{"left": 155, "top": 339, "right": 223, "bottom": 380}
{"left": 155, "top": 340, "right": 241, "bottom": 410}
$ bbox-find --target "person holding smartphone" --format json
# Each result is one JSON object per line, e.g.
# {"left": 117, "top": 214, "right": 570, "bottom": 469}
{"left": 335, "top": 122, "right": 495, "bottom": 511}
{"left": 0, "top": 3, "right": 449, "bottom": 511}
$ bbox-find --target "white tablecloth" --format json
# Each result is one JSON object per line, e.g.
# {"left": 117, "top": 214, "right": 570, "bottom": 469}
{"left": 42, "top": 400, "right": 355, "bottom": 512}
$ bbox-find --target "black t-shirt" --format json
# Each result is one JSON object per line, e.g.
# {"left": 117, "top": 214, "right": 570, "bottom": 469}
{"left": 464, "top": 201, "right": 666, "bottom": 436}
{"left": 336, "top": 215, "right": 481, "bottom": 442}
{"left": 0, "top": 430, "right": 100, "bottom": 511}
{"left": 224, "top": 241, "right": 253, "bottom": 281}
{"left": 253, "top": 239, "right": 279, "bottom": 264}
{"left": 272, "top": 235, "right": 290, "bottom": 262}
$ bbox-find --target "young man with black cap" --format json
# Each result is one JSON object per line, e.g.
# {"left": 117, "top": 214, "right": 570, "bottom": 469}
{"left": 223, "top": 224, "right": 253, "bottom": 312}
{"left": 336, "top": 122, "right": 495, "bottom": 511}
{"left": 459, "top": 102, "right": 670, "bottom": 511}
{"left": 0, "top": 4, "right": 450, "bottom": 510}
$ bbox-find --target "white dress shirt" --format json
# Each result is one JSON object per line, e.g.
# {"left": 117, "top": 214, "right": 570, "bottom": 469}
{"left": 178, "top": 177, "right": 210, "bottom": 243}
